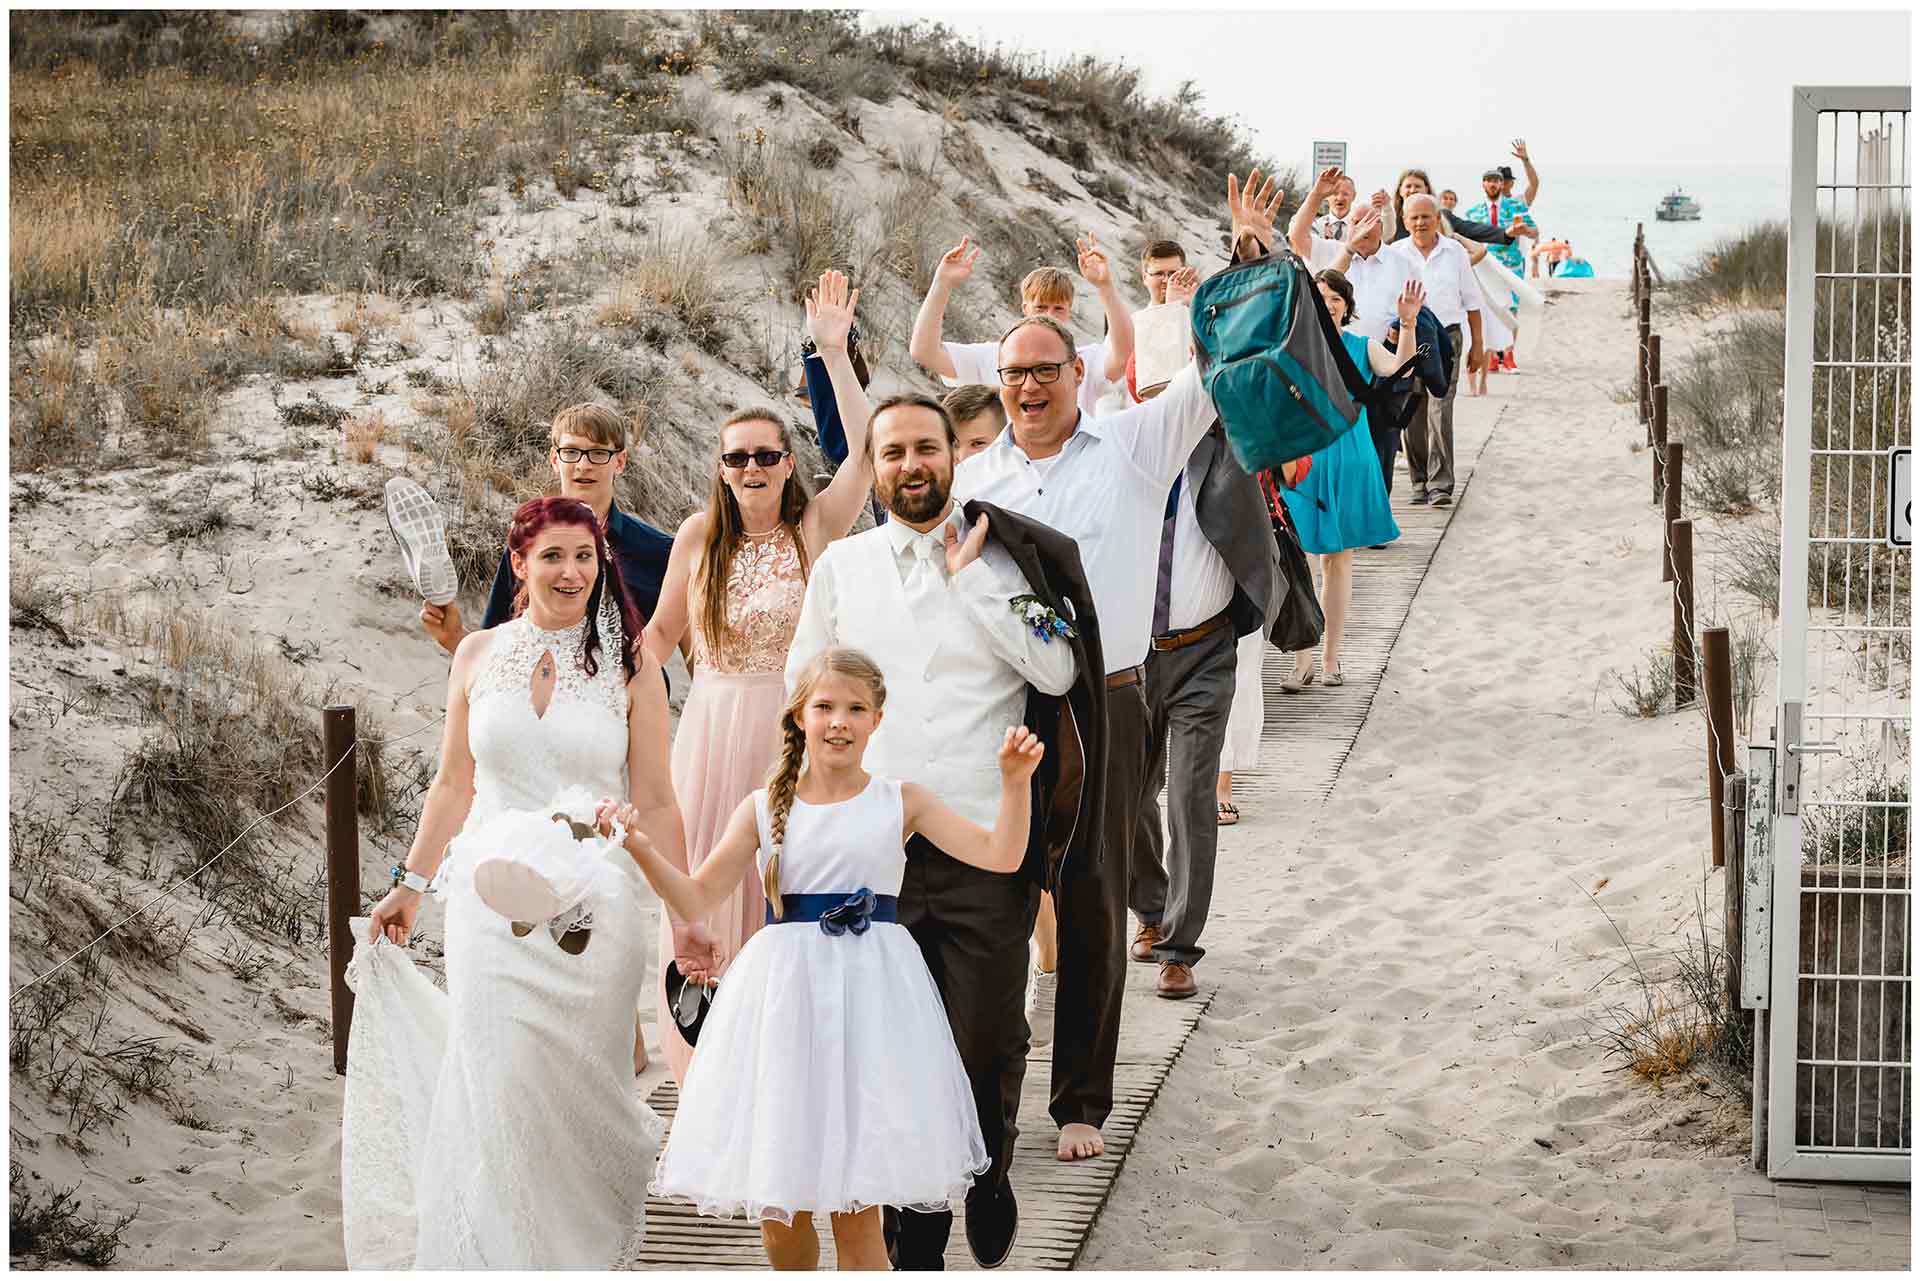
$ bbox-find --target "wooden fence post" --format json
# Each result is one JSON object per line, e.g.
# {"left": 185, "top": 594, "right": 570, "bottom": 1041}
{"left": 1671, "top": 520, "right": 1697, "bottom": 706}
{"left": 324, "top": 704, "right": 360, "bottom": 1076}
{"left": 1724, "top": 770, "right": 1748, "bottom": 1018}
{"left": 1662, "top": 441, "right": 1684, "bottom": 582}
{"left": 1646, "top": 333, "right": 1662, "bottom": 426}
{"left": 1652, "top": 383, "right": 1669, "bottom": 501}
{"left": 1637, "top": 319, "right": 1651, "bottom": 425}
{"left": 1703, "top": 627, "right": 1735, "bottom": 869}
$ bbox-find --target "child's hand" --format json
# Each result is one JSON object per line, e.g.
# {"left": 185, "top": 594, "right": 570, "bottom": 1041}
{"left": 595, "top": 798, "right": 651, "bottom": 853}
{"left": 998, "top": 726, "right": 1046, "bottom": 781}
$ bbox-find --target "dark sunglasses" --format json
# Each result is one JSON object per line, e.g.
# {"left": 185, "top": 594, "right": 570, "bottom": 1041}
{"left": 555, "top": 446, "right": 620, "bottom": 464}
{"left": 720, "top": 449, "right": 790, "bottom": 470}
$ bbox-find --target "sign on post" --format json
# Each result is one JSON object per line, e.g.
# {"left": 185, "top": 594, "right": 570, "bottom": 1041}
{"left": 1311, "top": 140, "right": 1347, "bottom": 176}
{"left": 1887, "top": 445, "right": 1911, "bottom": 547}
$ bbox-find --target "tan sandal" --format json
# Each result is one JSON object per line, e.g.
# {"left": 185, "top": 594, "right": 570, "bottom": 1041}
{"left": 1216, "top": 801, "right": 1240, "bottom": 826}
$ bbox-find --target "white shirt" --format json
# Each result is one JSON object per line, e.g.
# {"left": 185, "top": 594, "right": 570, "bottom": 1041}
{"left": 952, "top": 363, "right": 1217, "bottom": 673}
{"left": 1342, "top": 248, "right": 1415, "bottom": 343}
{"left": 946, "top": 339, "right": 1111, "bottom": 423}
{"left": 784, "top": 506, "right": 1077, "bottom": 828}
{"left": 1303, "top": 234, "right": 1346, "bottom": 273}
{"left": 1385, "top": 236, "right": 1480, "bottom": 328}
{"left": 1312, "top": 212, "right": 1351, "bottom": 241}
{"left": 1163, "top": 476, "right": 1236, "bottom": 631}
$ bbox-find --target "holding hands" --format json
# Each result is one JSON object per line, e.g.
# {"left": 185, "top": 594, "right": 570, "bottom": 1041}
{"left": 997, "top": 726, "right": 1046, "bottom": 782}
{"left": 803, "top": 269, "right": 860, "bottom": 354}
{"left": 934, "top": 236, "right": 980, "bottom": 290}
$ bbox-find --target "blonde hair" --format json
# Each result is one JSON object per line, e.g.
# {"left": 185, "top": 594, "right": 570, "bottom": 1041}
{"left": 549, "top": 402, "right": 629, "bottom": 450}
{"left": 1019, "top": 267, "right": 1074, "bottom": 309}
{"left": 763, "top": 648, "right": 888, "bottom": 919}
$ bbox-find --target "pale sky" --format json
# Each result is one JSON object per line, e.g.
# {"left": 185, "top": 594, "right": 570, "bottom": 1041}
{"left": 865, "top": 8, "right": 1911, "bottom": 169}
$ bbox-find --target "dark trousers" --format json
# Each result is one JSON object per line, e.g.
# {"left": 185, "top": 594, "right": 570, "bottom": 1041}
{"left": 1372, "top": 394, "right": 1408, "bottom": 496}
{"left": 892, "top": 835, "right": 1041, "bottom": 1267}
{"left": 1405, "top": 323, "right": 1462, "bottom": 495}
{"left": 1129, "top": 625, "right": 1237, "bottom": 966}
{"left": 1049, "top": 679, "right": 1150, "bottom": 1131}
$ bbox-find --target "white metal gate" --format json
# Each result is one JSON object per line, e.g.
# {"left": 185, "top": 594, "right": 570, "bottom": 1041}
{"left": 1767, "top": 85, "right": 1912, "bottom": 1182}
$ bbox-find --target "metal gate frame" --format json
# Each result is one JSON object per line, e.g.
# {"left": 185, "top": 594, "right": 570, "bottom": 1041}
{"left": 1768, "top": 84, "right": 1912, "bottom": 1183}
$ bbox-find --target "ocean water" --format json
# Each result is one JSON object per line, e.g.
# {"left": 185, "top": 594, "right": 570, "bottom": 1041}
{"left": 1406, "top": 161, "right": 1790, "bottom": 280}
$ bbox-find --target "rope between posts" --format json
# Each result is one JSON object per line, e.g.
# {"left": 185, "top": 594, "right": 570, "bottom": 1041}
{"left": 7, "top": 716, "right": 446, "bottom": 1005}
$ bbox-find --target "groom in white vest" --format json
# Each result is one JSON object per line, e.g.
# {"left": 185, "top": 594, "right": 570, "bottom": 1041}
{"left": 786, "top": 393, "right": 1078, "bottom": 1269}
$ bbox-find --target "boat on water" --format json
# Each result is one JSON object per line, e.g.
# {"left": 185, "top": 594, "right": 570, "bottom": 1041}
{"left": 1656, "top": 189, "right": 1702, "bottom": 221}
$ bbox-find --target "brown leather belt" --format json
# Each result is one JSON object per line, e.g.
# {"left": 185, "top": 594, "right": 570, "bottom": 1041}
{"left": 1104, "top": 665, "right": 1145, "bottom": 691}
{"left": 1150, "top": 610, "right": 1231, "bottom": 653}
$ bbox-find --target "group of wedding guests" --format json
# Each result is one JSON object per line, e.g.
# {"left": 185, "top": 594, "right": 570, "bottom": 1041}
{"left": 341, "top": 157, "right": 1501, "bottom": 1271}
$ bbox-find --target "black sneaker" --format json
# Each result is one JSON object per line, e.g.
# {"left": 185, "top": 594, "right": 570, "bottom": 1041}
{"left": 1431, "top": 491, "right": 1454, "bottom": 508}
{"left": 964, "top": 1178, "right": 1019, "bottom": 1269}
{"left": 1410, "top": 489, "right": 1430, "bottom": 506}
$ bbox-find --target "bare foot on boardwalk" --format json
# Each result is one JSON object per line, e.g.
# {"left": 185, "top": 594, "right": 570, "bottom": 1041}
{"left": 1057, "top": 1123, "right": 1104, "bottom": 1161}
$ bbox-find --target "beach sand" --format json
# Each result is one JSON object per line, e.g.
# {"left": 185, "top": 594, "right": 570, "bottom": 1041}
{"left": 1078, "top": 278, "right": 1757, "bottom": 1269}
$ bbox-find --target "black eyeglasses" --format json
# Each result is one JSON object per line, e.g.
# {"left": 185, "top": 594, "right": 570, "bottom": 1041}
{"left": 720, "top": 449, "right": 790, "bottom": 470}
{"left": 997, "top": 362, "right": 1066, "bottom": 387}
{"left": 555, "top": 446, "right": 619, "bottom": 463}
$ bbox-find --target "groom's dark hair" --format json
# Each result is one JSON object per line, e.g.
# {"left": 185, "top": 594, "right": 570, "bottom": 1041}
{"left": 864, "top": 394, "right": 956, "bottom": 461}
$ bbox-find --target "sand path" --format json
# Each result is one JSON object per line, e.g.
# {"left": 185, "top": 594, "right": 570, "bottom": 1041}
{"left": 1080, "top": 280, "right": 1753, "bottom": 1269}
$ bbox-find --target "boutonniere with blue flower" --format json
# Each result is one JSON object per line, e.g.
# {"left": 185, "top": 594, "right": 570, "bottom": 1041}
{"left": 1010, "top": 594, "right": 1076, "bottom": 642}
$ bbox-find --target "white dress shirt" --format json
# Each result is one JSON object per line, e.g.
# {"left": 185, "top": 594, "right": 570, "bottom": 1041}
{"left": 785, "top": 505, "right": 1076, "bottom": 829}
{"left": 1385, "top": 236, "right": 1480, "bottom": 328}
{"left": 1303, "top": 234, "right": 1346, "bottom": 273}
{"left": 952, "top": 363, "right": 1217, "bottom": 673}
{"left": 1163, "top": 477, "right": 1236, "bottom": 631}
{"left": 946, "top": 339, "right": 1111, "bottom": 423}
{"left": 1312, "top": 213, "right": 1349, "bottom": 241}
{"left": 1342, "top": 248, "right": 1415, "bottom": 343}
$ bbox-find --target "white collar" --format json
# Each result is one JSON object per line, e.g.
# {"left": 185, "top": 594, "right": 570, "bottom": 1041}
{"left": 883, "top": 504, "right": 962, "bottom": 558}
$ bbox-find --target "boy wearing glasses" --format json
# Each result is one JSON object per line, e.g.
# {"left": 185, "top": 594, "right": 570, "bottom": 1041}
{"left": 419, "top": 403, "right": 675, "bottom": 655}
{"left": 909, "top": 233, "right": 1135, "bottom": 423}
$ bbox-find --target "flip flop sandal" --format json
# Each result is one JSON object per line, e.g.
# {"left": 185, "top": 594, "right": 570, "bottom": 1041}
{"left": 383, "top": 478, "right": 459, "bottom": 606}
{"left": 1216, "top": 801, "right": 1240, "bottom": 826}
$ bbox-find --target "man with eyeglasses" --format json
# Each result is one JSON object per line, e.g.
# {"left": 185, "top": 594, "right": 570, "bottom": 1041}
{"left": 946, "top": 170, "right": 1276, "bottom": 1167}
{"left": 419, "top": 403, "right": 674, "bottom": 657}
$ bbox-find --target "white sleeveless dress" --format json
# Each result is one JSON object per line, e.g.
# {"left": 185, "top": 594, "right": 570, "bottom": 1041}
{"left": 649, "top": 777, "right": 989, "bottom": 1225}
{"left": 341, "top": 615, "right": 661, "bottom": 1269}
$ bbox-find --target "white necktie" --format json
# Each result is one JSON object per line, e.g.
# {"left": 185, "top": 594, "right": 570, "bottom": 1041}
{"left": 903, "top": 535, "right": 943, "bottom": 607}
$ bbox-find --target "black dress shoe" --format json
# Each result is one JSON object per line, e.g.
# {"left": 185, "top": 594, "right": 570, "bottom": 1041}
{"left": 1410, "top": 489, "right": 1431, "bottom": 506}
{"left": 1430, "top": 490, "right": 1454, "bottom": 508}
{"left": 964, "top": 1178, "right": 1019, "bottom": 1269}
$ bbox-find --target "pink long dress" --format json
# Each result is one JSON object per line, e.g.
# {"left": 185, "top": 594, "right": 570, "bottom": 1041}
{"left": 657, "top": 523, "right": 807, "bottom": 1086}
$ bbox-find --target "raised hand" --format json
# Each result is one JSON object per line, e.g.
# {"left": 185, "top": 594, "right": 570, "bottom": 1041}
{"left": 1395, "top": 279, "right": 1427, "bottom": 327}
{"left": 1347, "top": 205, "right": 1382, "bottom": 241}
{"left": 1510, "top": 138, "right": 1530, "bottom": 163}
{"left": 1310, "top": 165, "right": 1343, "bottom": 199}
{"left": 944, "top": 512, "right": 989, "bottom": 577}
{"left": 1370, "top": 188, "right": 1390, "bottom": 210}
{"left": 934, "top": 236, "right": 980, "bottom": 289}
{"left": 1166, "top": 265, "right": 1201, "bottom": 306}
{"left": 1227, "top": 168, "right": 1286, "bottom": 252}
{"left": 803, "top": 269, "right": 859, "bottom": 354}
{"left": 997, "top": 726, "right": 1046, "bottom": 781}
{"left": 1075, "top": 232, "right": 1112, "bottom": 286}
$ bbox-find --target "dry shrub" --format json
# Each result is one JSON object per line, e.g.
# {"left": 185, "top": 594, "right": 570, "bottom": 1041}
{"left": 723, "top": 130, "right": 856, "bottom": 302}
{"left": 595, "top": 234, "right": 736, "bottom": 357}
{"left": 344, "top": 411, "right": 390, "bottom": 464}
{"left": 475, "top": 267, "right": 513, "bottom": 337}
{"left": 331, "top": 293, "right": 401, "bottom": 338}
{"left": 873, "top": 173, "right": 948, "bottom": 296}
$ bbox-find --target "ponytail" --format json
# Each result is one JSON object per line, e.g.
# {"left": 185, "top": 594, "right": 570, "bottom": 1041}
{"left": 761, "top": 711, "right": 807, "bottom": 921}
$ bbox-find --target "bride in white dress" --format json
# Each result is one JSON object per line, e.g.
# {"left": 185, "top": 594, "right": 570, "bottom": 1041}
{"left": 341, "top": 495, "right": 701, "bottom": 1269}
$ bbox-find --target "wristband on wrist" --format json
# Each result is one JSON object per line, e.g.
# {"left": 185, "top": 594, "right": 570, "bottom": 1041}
{"left": 391, "top": 865, "right": 431, "bottom": 895}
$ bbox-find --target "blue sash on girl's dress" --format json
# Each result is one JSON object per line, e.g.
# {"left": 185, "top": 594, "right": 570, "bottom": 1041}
{"left": 768, "top": 889, "right": 897, "bottom": 935}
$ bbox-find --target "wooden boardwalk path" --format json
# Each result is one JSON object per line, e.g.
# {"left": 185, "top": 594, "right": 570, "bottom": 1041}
{"left": 629, "top": 401, "right": 1504, "bottom": 1270}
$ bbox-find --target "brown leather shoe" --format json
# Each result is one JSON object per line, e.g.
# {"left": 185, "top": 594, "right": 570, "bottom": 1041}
{"left": 1129, "top": 922, "right": 1163, "bottom": 963}
{"left": 1156, "top": 961, "right": 1197, "bottom": 999}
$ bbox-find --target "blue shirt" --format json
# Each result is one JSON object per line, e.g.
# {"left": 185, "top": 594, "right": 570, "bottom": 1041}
{"left": 481, "top": 504, "right": 673, "bottom": 630}
{"left": 1462, "top": 195, "right": 1535, "bottom": 272}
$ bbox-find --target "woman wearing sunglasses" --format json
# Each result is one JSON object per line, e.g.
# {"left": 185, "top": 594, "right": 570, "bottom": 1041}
{"left": 346, "top": 495, "right": 688, "bottom": 1267}
{"left": 641, "top": 270, "right": 877, "bottom": 1088}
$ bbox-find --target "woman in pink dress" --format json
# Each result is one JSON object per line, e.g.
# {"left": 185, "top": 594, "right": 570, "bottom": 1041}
{"left": 642, "top": 271, "right": 874, "bottom": 1085}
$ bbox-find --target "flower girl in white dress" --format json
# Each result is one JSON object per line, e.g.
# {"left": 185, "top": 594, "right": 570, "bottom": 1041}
{"left": 598, "top": 647, "right": 1044, "bottom": 1270}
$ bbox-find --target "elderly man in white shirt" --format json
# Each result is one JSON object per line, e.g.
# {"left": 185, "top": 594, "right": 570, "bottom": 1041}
{"left": 1384, "top": 192, "right": 1485, "bottom": 506}
{"left": 947, "top": 168, "right": 1277, "bottom": 1165}
{"left": 1310, "top": 171, "right": 1359, "bottom": 241}
{"left": 788, "top": 392, "right": 1075, "bottom": 1268}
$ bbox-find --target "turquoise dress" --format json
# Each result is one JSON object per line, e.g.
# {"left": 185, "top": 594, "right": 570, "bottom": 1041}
{"left": 1279, "top": 330, "right": 1402, "bottom": 555}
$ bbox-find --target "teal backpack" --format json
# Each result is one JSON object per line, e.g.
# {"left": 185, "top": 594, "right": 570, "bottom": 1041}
{"left": 1191, "top": 248, "right": 1418, "bottom": 472}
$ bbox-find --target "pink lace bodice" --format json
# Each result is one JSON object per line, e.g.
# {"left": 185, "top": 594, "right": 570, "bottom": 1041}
{"left": 694, "top": 524, "right": 807, "bottom": 674}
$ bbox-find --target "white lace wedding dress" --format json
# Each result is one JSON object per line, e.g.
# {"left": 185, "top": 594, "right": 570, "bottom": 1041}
{"left": 341, "top": 614, "right": 661, "bottom": 1269}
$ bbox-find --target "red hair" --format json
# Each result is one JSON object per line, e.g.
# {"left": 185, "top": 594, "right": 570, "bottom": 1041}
{"left": 505, "top": 496, "right": 640, "bottom": 683}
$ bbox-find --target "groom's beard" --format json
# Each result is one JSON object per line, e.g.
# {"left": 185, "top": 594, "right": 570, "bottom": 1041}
{"left": 881, "top": 466, "right": 950, "bottom": 523}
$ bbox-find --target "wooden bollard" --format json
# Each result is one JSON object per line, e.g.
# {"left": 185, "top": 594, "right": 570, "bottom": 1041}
{"left": 1702, "top": 628, "right": 1735, "bottom": 869}
{"left": 324, "top": 704, "right": 360, "bottom": 1076}
{"left": 1636, "top": 321, "right": 1651, "bottom": 424}
{"left": 1662, "top": 441, "right": 1684, "bottom": 582}
{"left": 1646, "top": 333, "right": 1662, "bottom": 424}
{"left": 1672, "top": 519, "right": 1697, "bottom": 706}
{"left": 1652, "top": 384, "right": 1669, "bottom": 495}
